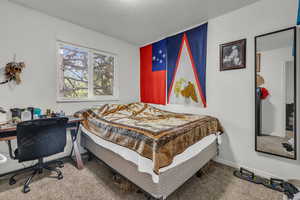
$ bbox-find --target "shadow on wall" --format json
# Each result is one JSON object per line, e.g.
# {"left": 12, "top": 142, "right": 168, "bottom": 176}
{"left": 216, "top": 128, "right": 237, "bottom": 165}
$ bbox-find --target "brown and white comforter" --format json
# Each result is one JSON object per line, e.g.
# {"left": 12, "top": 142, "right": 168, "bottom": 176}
{"left": 75, "top": 102, "right": 223, "bottom": 174}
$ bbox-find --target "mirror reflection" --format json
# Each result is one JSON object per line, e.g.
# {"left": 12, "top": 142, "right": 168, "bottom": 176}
{"left": 255, "top": 27, "right": 296, "bottom": 159}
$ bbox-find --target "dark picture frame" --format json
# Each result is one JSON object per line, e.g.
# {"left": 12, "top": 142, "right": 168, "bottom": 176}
{"left": 220, "top": 39, "right": 246, "bottom": 71}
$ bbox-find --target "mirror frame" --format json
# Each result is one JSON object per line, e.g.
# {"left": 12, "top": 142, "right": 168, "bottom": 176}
{"left": 254, "top": 26, "right": 297, "bottom": 160}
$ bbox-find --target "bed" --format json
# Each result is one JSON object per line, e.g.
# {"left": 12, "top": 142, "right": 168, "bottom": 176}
{"left": 75, "top": 102, "right": 223, "bottom": 200}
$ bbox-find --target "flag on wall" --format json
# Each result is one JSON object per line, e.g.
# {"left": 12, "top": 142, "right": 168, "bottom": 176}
{"left": 140, "top": 39, "right": 167, "bottom": 105}
{"left": 167, "top": 23, "right": 208, "bottom": 107}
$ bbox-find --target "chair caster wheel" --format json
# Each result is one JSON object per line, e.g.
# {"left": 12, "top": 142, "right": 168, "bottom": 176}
{"left": 196, "top": 171, "right": 203, "bottom": 178}
{"left": 23, "top": 185, "right": 30, "bottom": 193}
{"left": 147, "top": 196, "right": 156, "bottom": 200}
{"left": 136, "top": 189, "right": 143, "bottom": 193}
{"left": 9, "top": 178, "right": 16, "bottom": 185}
{"left": 58, "top": 174, "right": 63, "bottom": 180}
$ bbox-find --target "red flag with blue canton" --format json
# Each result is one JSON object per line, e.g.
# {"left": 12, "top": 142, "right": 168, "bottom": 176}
{"left": 140, "top": 39, "right": 167, "bottom": 105}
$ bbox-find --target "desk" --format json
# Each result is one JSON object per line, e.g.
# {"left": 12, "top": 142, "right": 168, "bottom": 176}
{"left": 0, "top": 117, "right": 84, "bottom": 170}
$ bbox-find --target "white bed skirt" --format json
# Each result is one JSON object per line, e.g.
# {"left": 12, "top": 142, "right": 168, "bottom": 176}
{"left": 80, "top": 128, "right": 218, "bottom": 199}
{"left": 81, "top": 126, "right": 218, "bottom": 183}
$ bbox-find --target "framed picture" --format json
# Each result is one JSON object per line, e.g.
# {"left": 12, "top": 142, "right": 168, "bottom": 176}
{"left": 220, "top": 39, "right": 246, "bottom": 71}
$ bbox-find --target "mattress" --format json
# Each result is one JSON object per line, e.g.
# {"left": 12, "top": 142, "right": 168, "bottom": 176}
{"left": 75, "top": 103, "right": 223, "bottom": 174}
{"left": 81, "top": 126, "right": 220, "bottom": 183}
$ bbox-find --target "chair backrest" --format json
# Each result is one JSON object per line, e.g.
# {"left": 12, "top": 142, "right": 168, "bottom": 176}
{"left": 16, "top": 117, "right": 68, "bottom": 162}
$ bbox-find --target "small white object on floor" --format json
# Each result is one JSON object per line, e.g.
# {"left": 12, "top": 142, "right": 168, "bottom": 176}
{"left": 0, "top": 153, "right": 7, "bottom": 164}
{"left": 293, "top": 192, "right": 300, "bottom": 200}
{"left": 284, "top": 192, "right": 300, "bottom": 200}
{"left": 283, "top": 182, "right": 300, "bottom": 200}
{"left": 288, "top": 138, "right": 295, "bottom": 148}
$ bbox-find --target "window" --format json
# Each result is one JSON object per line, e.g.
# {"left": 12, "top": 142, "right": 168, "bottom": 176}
{"left": 57, "top": 42, "right": 118, "bottom": 102}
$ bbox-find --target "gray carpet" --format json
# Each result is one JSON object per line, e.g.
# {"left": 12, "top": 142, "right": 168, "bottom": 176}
{"left": 0, "top": 159, "right": 282, "bottom": 200}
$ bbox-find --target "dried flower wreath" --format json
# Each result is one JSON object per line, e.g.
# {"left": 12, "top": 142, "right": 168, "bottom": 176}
{"left": 0, "top": 58, "right": 26, "bottom": 85}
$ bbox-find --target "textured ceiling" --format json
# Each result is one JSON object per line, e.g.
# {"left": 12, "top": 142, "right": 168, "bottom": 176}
{"left": 9, "top": 0, "right": 260, "bottom": 46}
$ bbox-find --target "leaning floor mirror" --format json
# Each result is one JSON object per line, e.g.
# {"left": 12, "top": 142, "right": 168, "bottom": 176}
{"left": 255, "top": 27, "right": 297, "bottom": 159}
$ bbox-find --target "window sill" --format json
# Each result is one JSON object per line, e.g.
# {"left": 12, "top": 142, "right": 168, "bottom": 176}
{"left": 56, "top": 97, "right": 119, "bottom": 103}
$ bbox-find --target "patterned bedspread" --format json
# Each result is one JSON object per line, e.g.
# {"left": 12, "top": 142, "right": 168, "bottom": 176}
{"left": 75, "top": 102, "right": 223, "bottom": 174}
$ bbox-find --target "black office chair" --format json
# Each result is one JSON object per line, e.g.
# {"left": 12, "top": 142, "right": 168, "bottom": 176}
{"left": 8, "top": 117, "right": 68, "bottom": 193}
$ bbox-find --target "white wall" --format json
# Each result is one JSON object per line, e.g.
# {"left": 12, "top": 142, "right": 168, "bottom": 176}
{"left": 260, "top": 47, "right": 293, "bottom": 137}
{"left": 156, "top": 0, "right": 300, "bottom": 180}
{"left": 0, "top": 0, "right": 139, "bottom": 174}
{"left": 1, "top": 0, "right": 299, "bottom": 181}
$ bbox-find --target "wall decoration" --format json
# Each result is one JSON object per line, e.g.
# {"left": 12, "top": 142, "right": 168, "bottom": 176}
{"left": 0, "top": 55, "right": 26, "bottom": 85}
{"left": 140, "top": 39, "right": 167, "bottom": 105}
{"left": 220, "top": 39, "right": 246, "bottom": 71}
{"left": 140, "top": 23, "right": 208, "bottom": 107}
{"left": 174, "top": 78, "right": 198, "bottom": 103}
{"left": 167, "top": 23, "right": 208, "bottom": 107}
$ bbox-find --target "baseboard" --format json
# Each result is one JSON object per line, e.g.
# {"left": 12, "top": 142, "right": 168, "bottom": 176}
{"left": 214, "top": 157, "right": 284, "bottom": 180}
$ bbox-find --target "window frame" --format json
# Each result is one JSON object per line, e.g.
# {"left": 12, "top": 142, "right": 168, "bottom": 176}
{"left": 56, "top": 41, "right": 119, "bottom": 102}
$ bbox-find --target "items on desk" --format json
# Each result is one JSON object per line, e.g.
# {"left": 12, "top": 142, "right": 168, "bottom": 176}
{"left": 10, "top": 107, "right": 42, "bottom": 122}
{"left": 0, "top": 107, "right": 66, "bottom": 127}
{"left": 33, "top": 108, "right": 41, "bottom": 118}
{"left": 46, "top": 109, "right": 51, "bottom": 117}
{"left": 28, "top": 107, "right": 41, "bottom": 119}
{"left": 60, "top": 110, "right": 65, "bottom": 117}
{"left": 21, "top": 110, "right": 32, "bottom": 121}
{"left": 45, "top": 109, "right": 65, "bottom": 118}
{"left": 10, "top": 108, "right": 29, "bottom": 122}
{"left": 33, "top": 110, "right": 65, "bottom": 120}
{"left": 10, "top": 108, "right": 24, "bottom": 119}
